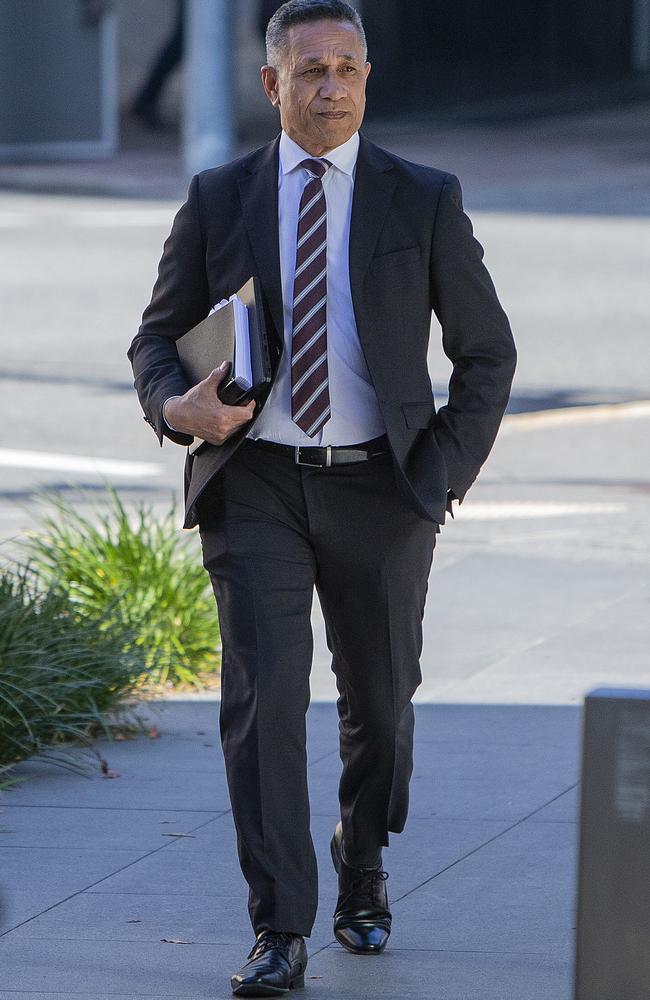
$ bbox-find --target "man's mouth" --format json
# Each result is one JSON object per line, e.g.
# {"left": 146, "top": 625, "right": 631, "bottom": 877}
{"left": 318, "top": 111, "right": 349, "bottom": 119}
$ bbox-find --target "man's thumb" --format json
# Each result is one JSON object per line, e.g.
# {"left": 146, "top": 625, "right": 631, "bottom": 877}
{"left": 208, "top": 361, "right": 229, "bottom": 384}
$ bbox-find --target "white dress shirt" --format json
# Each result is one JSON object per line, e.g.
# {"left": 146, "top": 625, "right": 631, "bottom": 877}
{"left": 247, "top": 131, "right": 386, "bottom": 446}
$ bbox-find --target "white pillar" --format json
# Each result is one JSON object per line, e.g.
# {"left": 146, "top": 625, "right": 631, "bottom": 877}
{"left": 632, "top": 0, "right": 650, "bottom": 71}
{"left": 183, "top": 0, "right": 234, "bottom": 178}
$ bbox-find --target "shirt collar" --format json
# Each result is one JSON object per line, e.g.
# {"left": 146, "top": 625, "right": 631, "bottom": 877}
{"left": 279, "top": 130, "right": 360, "bottom": 177}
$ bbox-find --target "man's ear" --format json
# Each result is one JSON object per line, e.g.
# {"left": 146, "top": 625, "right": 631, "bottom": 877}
{"left": 261, "top": 65, "right": 281, "bottom": 108}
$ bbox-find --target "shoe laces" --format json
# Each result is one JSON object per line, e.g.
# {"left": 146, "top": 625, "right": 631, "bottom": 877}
{"left": 248, "top": 930, "right": 297, "bottom": 961}
{"left": 339, "top": 866, "right": 389, "bottom": 909}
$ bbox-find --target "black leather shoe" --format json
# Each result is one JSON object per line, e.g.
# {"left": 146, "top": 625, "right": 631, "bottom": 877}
{"left": 230, "top": 931, "right": 307, "bottom": 996}
{"left": 330, "top": 822, "right": 392, "bottom": 954}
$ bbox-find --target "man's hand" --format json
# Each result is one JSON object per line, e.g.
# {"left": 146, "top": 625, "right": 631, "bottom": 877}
{"left": 163, "top": 362, "right": 256, "bottom": 446}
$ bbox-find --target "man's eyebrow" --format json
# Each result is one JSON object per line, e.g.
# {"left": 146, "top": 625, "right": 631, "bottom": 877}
{"left": 300, "top": 54, "right": 360, "bottom": 66}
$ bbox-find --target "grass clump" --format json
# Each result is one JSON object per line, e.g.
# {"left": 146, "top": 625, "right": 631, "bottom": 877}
{"left": 23, "top": 489, "right": 220, "bottom": 690}
{"left": 0, "top": 568, "right": 144, "bottom": 773}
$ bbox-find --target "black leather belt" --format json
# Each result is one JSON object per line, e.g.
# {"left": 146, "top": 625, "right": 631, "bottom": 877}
{"left": 246, "top": 434, "right": 389, "bottom": 468}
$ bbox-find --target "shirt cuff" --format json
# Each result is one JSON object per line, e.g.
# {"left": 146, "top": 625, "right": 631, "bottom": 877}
{"left": 163, "top": 396, "right": 182, "bottom": 433}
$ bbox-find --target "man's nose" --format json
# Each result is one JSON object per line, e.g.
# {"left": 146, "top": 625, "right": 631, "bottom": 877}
{"left": 319, "top": 70, "right": 346, "bottom": 99}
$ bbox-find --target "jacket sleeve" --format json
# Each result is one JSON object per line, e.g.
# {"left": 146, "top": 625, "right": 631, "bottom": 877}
{"left": 429, "top": 173, "right": 517, "bottom": 502}
{"left": 127, "top": 174, "right": 210, "bottom": 447}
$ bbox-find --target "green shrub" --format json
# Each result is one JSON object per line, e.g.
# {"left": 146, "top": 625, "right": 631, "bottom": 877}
{"left": 23, "top": 488, "right": 220, "bottom": 689}
{"left": 0, "top": 568, "right": 145, "bottom": 772}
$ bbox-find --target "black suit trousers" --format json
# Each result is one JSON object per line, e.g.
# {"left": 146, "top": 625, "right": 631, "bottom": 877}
{"left": 198, "top": 438, "right": 437, "bottom": 936}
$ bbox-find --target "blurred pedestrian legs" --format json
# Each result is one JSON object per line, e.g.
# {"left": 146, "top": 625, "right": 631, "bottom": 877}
{"left": 131, "top": 0, "right": 185, "bottom": 130}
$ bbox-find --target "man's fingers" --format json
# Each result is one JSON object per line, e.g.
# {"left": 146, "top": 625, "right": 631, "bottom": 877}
{"left": 222, "top": 399, "right": 256, "bottom": 421}
{"left": 188, "top": 371, "right": 256, "bottom": 442}
{"left": 202, "top": 401, "right": 255, "bottom": 445}
{"left": 204, "top": 367, "right": 256, "bottom": 421}
{"left": 228, "top": 406, "right": 255, "bottom": 428}
{"left": 205, "top": 361, "right": 230, "bottom": 388}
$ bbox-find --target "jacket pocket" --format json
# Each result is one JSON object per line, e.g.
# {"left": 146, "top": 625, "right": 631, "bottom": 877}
{"left": 370, "top": 245, "right": 421, "bottom": 268}
{"left": 401, "top": 401, "right": 436, "bottom": 429}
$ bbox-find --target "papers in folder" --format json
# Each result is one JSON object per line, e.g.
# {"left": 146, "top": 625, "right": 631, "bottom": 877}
{"left": 208, "top": 294, "right": 253, "bottom": 393}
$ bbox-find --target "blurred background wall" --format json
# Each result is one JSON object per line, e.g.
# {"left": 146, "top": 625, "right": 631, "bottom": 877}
{"left": 0, "top": 0, "right": 648, "bottom": 163}
{"left": 364, "top": 0, "right": 649, "bottom": 116}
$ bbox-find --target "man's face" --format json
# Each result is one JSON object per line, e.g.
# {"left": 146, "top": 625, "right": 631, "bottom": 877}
{"left": 262, "top": 19, "right": 371, "bottom": 156}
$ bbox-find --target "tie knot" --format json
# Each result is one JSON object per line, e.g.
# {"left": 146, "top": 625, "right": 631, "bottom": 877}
{"left": 301, "top": 158, "right": 329, "bottom": 179}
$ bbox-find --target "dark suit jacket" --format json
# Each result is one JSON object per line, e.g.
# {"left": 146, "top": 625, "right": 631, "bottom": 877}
{"left": 128, "top": 134, "right": 516, "bottom": 529}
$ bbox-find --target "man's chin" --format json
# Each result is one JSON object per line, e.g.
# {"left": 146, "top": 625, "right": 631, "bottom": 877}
{"left": 314, "top": 119, "right": 355, "bottom": 145}
{"left": 289, "top": 119, "right": 358, "bottom": 155}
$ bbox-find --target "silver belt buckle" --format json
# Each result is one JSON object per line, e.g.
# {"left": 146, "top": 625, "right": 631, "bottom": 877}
{"left": 294, "top": 445, "right": 332, "bottom": 468}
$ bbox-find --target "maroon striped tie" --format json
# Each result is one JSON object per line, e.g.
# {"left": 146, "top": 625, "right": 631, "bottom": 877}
{"left": 291, "top": 158, "right": 330, "bottom": 437}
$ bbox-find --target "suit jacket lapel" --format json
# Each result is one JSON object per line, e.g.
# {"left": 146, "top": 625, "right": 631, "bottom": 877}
{"left": 349, "top": 135, "right": 397, "bottom": 337}
{"left": 237, "top": 136, "right": 284, "bottom": 350}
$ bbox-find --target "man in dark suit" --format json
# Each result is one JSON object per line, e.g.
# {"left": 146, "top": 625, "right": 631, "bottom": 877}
{"left": 128, "top": 1, "right": 516, "bottom": 994}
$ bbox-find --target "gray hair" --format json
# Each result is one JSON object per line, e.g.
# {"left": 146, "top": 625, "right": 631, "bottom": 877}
{"left": 265, "top": 0, "right": 367, "bottom": 69}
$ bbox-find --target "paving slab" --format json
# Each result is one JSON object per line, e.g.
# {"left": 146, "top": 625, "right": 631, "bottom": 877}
{"left": 307, "top": 947, "right": 572, "bottom": 1000}
{"left": 376, "top": 815, "right": 515, "bottom": 889}
{"left": 0, "top": 937, "right": 244, "bottom": 999}
{"left": 408, "top": 704, "right": 580, "bottom": 746}
{"left": 74, "top": 813, "right": 334, "bottom": 949}
{"left": 6, "top": 876, "right": 334, "bottom": 955}
{"left": 0, "top": 996, "right": 200, "bottom": 1000}
{"left": 0, "top": 995, "right": 197, "bottom": 1000}
{"left": 307, "top": 730, "right": 579, "bottom": 823}
{"left": 0, "top": 807, "right": 223, "bottom": 850}
{"left": 84, "top": 822, "right": 248, "bottom": 900}
{"left": 0, "top": 937, "right": 573, "bottom": 1000}
{"left": 386, "top": 820, "right": 577, "bottom": 954}
{"left": 4, "top": 890, "right": 239, "bottom": 945}
{"left": 2, "top": 758, "right": 231, "bottom": 812}
{"left": 0, "top": 846, "right": 148, "bottom": 932}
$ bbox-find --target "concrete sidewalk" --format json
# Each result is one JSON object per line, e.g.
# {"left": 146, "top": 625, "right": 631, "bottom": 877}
{"left": 0, "top": 700, "right": 579, "bottom": 1000}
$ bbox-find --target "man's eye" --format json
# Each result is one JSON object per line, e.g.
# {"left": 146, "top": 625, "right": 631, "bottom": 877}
{"left": 306, "top": 67, "right": 321, "bottom": 75}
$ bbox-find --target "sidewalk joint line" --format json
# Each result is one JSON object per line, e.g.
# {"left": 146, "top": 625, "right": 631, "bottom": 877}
{"left": 0, "top": 804, "right": 228, "bottom": 813}
{"left": 390, "top": 780, "right": 580, "bottom": 908}
{"left": 0, "top": 812, "right": 225, "bottom": 940}
{"left": 308, "top": 781, "right": 580, "bottom": 959}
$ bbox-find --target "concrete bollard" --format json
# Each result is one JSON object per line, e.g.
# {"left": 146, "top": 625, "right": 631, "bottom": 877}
{"left": 575, "top": 688, "right": 650, "bottom": 1000}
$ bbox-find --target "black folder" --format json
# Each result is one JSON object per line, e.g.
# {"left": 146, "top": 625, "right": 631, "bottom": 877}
{"left": 175, "top": 276, "right": 272, "bottom": 454}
